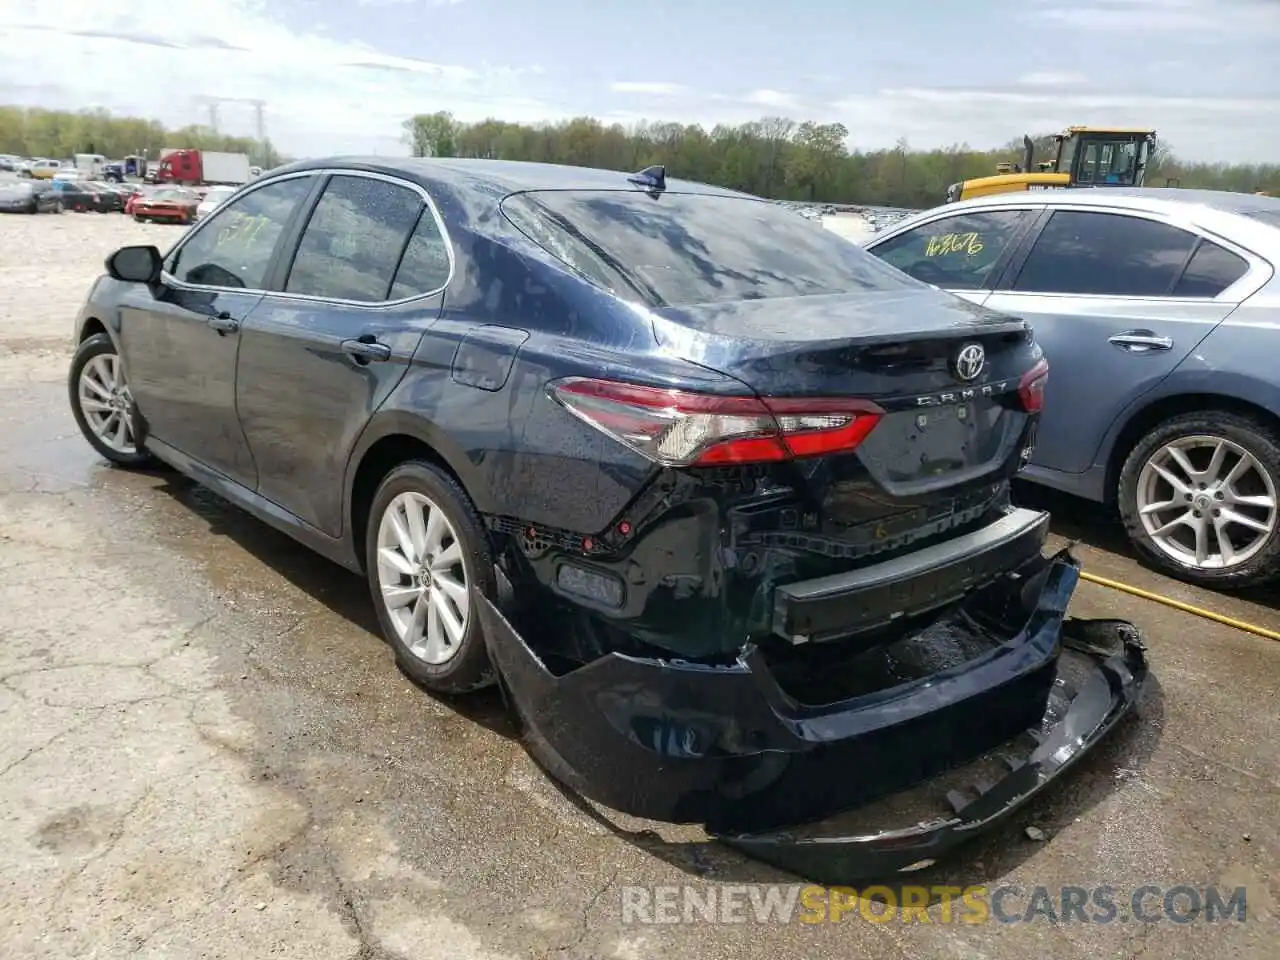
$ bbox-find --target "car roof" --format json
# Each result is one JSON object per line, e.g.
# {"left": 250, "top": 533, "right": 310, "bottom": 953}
{"left": 268, "top": 156, "right": 755, "bottom": 200}
{"left": 932, "top": 187, "right": 1280, "bottom": 218}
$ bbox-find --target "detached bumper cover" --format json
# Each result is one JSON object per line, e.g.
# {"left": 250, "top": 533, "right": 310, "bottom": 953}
{"left": 718, "top": 621, "right": 1146, "bottom": 881}
{"left": 477, "top": 549, "right": 1148, "bottom": 880}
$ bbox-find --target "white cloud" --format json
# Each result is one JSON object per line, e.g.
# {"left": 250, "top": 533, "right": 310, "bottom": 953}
{"left": 1027, "top": 0, "right": 1280, "bottom": 35}
{"left": 742, "top": 89, "right": 800, "bottom": 109}
{"left": 1016, "top": 72, "right": 1088, "bottom": 87}
{"left": 829, "top": 86, "right": 1280, "bottom": 163}
{"left": 609, "top": 82, "right": 689, "bottom": 97}
{"left": 0, "top": 0, "right": 554, "bottom": 156}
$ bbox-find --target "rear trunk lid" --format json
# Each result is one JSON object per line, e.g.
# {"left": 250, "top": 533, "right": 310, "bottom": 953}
{"left": 652, "top": 288, "right": 1040, "bottom": 498}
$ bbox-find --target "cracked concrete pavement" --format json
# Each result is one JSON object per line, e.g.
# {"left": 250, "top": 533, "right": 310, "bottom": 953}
{"left": 0, "top": 213, "right": 1277, "bottom": 959}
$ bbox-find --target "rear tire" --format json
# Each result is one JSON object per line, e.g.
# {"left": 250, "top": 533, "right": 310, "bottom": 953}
{"left": 68, "top": 334, "right": 154, "bottom": 468}
{"left": 1118, "top": 411, "right": 1280, "bottom": 589}
{"left": 365, "top": 461, "right": 496, "bottom": 694}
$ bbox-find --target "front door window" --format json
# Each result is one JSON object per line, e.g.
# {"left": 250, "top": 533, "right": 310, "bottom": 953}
{"left": 869, "top": 210, "right": 1032, "bottom": 289}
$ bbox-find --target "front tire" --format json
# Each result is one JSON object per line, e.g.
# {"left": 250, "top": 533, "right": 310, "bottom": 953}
{"left": 1119, "top": 411, "right": 1280, "bottom": 589}
{"left": 365, "top": 461, "right": 496, "bottom": 693}
{"left": 68, "top": 334, "right": 153, "bottom": 467}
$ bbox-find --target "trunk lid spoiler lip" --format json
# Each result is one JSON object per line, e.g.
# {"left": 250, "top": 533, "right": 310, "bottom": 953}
{"left": 648, "top": 290, "right": 1029, "bottom": 356}
{"left": 476, "top": 547, "right": 1149, "bottom": 879}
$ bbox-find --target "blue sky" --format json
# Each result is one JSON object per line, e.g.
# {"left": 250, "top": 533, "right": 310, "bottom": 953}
{"left": 1, "top": 0, "right": 1277, "bottom": 163}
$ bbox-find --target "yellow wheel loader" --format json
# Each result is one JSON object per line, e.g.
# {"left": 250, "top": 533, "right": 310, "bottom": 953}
{"left": 945, "top": 127, "right": 1157, "bottom": 202}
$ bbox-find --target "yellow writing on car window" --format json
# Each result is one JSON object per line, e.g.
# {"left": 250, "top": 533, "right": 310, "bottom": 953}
{"left": 925, "top": 232, "right": 984, "bottom": 257}
{"left": 216, "top": 214, "right": 270, "bottom": 248}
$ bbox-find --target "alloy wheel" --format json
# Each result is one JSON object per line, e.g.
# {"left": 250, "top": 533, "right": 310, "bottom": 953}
{"left": 375, "top": 491, "right": 470, "bottom": 665}
{"left": 1136, "top": 434, "right": 1278, "bottom": 569}
{"left": 77, "top": 353, "right": 138, "bottom": 455}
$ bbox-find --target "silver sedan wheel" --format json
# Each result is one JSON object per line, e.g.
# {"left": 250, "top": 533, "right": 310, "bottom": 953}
{"left": 1136, "top": 434, "right": 1278, "bottom": 569}
{"left": 375, "top": 491, "right": 469, "bottom": 665}
{"left": 77, "top": 353, "right": 137, "bottom": 454}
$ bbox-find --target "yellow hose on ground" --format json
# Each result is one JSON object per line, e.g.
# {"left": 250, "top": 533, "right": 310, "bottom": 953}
{"left": 1079, "top": 570, "right": 1280, "bottom": 642}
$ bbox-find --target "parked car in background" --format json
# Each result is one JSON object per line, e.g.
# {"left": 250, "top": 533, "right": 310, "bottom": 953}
{"left": 27, "top": 159, "right": 61, "bottom": 179}
{"left": 65, "top": 158, "right": 1146, "bottom": 876}
{"left": 123, "top": 186, "right": 151, "bottom": 217}
{"left": 131, "top": 187, "right": 199, "bottom": 224}
{"left": 865, "top": 188, "right": 1280, "bottom": 589}
{"left": 49, "top": 178, "right": 109, "bottom": 212}
{"left": 0, "top": 180, "right": 62, "bottom": 214}
{"left": 85, "top": 181, "right": 127, "bottom": 212}
{"left": 194, "top": 184, "right": 237, "bottom": 221}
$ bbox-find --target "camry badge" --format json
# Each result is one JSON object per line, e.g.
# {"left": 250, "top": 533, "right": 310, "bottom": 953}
{"left": 952, "top": 342, "right": 985, "bottom": 382}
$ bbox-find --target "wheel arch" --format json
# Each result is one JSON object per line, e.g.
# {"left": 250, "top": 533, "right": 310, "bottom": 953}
{"left": 1104, "top": 392, "right": 1280, "bottom": 504}
{"left": 78, "top": 317, "right": 109, "bottom": 344}
{"left": 343, "top": 412, "right": 494, "bottom": 571}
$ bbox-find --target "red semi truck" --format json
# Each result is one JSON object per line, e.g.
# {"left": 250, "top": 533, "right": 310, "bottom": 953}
{"left": 155, "top": 149, "right": 252, "bottom": 187}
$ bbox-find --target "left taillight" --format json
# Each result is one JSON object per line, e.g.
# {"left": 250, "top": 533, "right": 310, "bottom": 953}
{"left": 1018, "top": 358, "right": 1049, "bottom": 413}
{"left": 548, "top": 377, "right": 883, "bottom": 467}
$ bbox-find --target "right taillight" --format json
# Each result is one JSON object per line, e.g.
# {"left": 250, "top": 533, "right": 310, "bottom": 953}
{"left": 1018, "top": 358, "right": 1049, "bottom": 413}
{"left": 548, "top": 377, "right": 883, "bottom": 467}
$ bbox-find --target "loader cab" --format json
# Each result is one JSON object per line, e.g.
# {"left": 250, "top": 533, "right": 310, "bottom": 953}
{"left": 945, "top": 126, "right": 1157, "bottom": 202}
{"left": 1053, "top": 127, "right": 1154, "bottom": 188}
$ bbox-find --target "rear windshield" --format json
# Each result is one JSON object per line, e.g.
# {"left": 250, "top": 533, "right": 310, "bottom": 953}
{"left": 500, "top": 189, "right": 919, "bottom": 307}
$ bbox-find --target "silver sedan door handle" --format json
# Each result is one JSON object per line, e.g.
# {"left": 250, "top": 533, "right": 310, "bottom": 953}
{"left": 1109, "top": 332, "right": 1173, "bottom": 353}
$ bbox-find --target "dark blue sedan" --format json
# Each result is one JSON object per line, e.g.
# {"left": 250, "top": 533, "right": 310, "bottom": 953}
{"left": 69, "top": 158, "right": 1145, "bottom": 878}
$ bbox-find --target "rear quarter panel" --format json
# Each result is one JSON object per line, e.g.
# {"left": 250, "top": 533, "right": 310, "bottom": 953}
{"left": 358, "top": 213, "right": 743, "bottom": 535}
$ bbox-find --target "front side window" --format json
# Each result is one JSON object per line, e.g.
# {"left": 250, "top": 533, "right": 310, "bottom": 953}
{"left": 168, "top": 176, "right": 312, "bottom": 289}
{"left": 1012, "top": 211, "right": 1197, "bottom": 297}
{"left": 285, "top": 175, "right": 423, "bottom": 302}
{"left": 870, "top": 210, "right": 1031, "bottom": 290}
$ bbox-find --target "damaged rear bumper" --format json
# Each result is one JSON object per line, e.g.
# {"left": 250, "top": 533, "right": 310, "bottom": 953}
{"left": 477, "top": 549, "right": 1147, "bottom": 880}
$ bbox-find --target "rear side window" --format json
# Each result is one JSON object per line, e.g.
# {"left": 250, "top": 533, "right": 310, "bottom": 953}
{"left": 388, "top": 209, "right": 452, "bottom": 299}
{"left": 286, "top": 175, "right": 423, "bottom": 303}
{"left": 500, "top": 190, "right": 920, "bottom": 308}
{"left": 1012, "top": 211, "right": 1197, "bottom": 297}
{"left": 1172, "top": 241, "right": 1249, "bottom": 298}
{"left": 870, "top": 210, "right": 1031, "bottom": 289}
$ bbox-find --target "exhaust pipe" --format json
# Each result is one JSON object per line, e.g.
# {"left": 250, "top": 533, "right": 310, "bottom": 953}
{"left": 1022, "top": 135, "right": 1035, "bottom": 176}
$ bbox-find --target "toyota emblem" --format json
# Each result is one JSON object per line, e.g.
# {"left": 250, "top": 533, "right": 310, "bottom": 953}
{"left": 953, "top": 343, "right": 985, "bottom": 382}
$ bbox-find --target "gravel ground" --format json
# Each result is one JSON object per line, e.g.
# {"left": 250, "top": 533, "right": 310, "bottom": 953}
{"left": 0, "top": 212, "right": 1276, "bottom": 959}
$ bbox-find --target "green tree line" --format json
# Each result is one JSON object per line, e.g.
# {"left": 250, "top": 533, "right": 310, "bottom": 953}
{"left": 0, "top": 106, "right": 286, "bottom": 170}
{"left": 404, "top": 110, "right": 1280, "bottom": 209}
{"left": 4, "top": 104, "right": 1274, "bottom": 209}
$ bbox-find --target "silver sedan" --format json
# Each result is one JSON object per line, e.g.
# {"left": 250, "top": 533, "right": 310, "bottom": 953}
{"left": 865, "top": 188, "right": 1280, "bottom": 591}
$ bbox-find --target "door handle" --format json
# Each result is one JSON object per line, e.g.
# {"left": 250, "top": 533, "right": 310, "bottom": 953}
{"left": 207, "top": 312, "right": 239, "bottom": 335}
{"left": 1108, "top": 331, "right": 1173, "bottom": 353}
{"left": 341, "top": 337, "right": 392, "bottom": 363}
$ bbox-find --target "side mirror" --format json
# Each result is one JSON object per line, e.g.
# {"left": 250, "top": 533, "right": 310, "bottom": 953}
{"left": 105, "top": 245, "right": 163, "bottom": 284}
